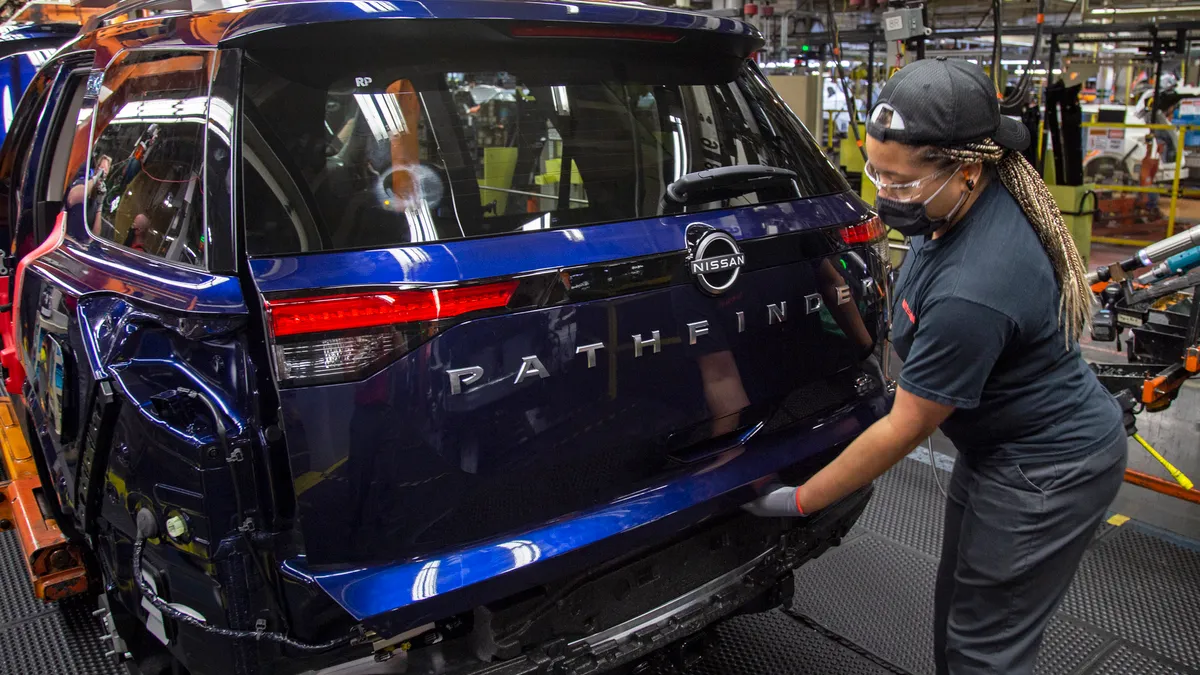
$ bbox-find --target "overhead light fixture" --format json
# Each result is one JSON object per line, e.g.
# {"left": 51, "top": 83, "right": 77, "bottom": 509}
{"left": 1092, "top": 5, "right": 1200, "bottom": 14}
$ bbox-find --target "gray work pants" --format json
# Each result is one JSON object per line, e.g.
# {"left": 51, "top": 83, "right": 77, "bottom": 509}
{"left": 934, "top": 436, "right": 1127, "bottom": 674}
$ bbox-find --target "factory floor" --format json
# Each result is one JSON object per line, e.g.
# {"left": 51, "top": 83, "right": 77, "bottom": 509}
{"left": 5, "top": 456, "right": 1198, "bottom": 675}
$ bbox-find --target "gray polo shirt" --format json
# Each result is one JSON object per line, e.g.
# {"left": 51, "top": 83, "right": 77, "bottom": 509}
{"left": 890, "top": 178, "right": 1123, "bottom": 462}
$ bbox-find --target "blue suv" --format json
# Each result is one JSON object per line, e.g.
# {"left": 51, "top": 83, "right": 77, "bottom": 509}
{"left": 1, "top": 1, "right": 891, "bottom": 673}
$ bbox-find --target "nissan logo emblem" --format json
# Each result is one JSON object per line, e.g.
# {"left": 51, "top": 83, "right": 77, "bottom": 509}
{"left": 687, "top": 224, "right": 745, "bottom": 295}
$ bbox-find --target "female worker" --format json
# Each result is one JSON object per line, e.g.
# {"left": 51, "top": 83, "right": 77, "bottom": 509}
{"left": 747, "top": 58, "right": 1126, "bottom": 674}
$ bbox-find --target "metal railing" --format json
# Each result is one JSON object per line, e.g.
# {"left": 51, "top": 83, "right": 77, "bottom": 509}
{"left": 1079, "top": 121, "right": 1199, "bottom": 247}
{"left": 823, "top": 110, "right": 867, "bottom": 151}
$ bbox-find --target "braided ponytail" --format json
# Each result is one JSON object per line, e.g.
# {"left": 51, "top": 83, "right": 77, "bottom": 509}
{"left": 926, "top": 139, "right": 1091, "bottom": 347}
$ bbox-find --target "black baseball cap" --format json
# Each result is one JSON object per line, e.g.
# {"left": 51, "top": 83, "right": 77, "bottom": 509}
{"left": 866, "top": 57, "right": 1030, "bottom": 152}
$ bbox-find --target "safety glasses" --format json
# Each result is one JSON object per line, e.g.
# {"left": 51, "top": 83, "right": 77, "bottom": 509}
{"left": 863, "top": 162, "right": 961, "bottom": 203}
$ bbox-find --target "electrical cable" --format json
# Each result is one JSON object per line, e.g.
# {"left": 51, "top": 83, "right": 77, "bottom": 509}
{"left": 175, "top": 388, "right": 247, "bottom": 530}
{"left": 927, "top": 435, "right": 948, "bottom": 500}
{"left": 826, "top": 0, "right": 865, "bottom": 160}
{"left": 992, "top": 0, "right": 1003, "bottom": 92}
{"left": 973, "top": 2, "right": 994, "bottom": 31}
{"left": 133, "top": 532, "right": 358, "bottom": 652}
{"left": 1059, "top": 0, "right": 1078, "bottom": 27}
{"left": 991, "top": 0, "right": 1048, "bottom": 115}
{"left": 173, "top": 387, "right": 291, "bottom": 632}
{"left": 1000, "top": 0, "right": 1047, "bottom": 114}
{"left": 787, "top": 611, "right": 915, "bottom": 675}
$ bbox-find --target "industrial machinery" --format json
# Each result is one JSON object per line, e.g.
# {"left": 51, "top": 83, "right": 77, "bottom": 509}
{"left": 1088, "top": 226, "right": 1200, "bottom": 498}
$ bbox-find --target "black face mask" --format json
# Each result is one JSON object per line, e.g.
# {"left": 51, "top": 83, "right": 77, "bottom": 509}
{"left": 876, "top": 171, "right": 972, "bottom": 238}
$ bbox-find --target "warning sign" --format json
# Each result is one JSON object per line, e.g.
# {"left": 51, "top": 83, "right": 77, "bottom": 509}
{"left": 1179, "top": 99, "right": 1200, "bottom": 119}
{"left": 1088, "top": 128, "right": 1124, "bottom": 153}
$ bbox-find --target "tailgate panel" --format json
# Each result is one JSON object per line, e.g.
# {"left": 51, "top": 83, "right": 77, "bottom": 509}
{"left": 276, "top": 225, "right": 885, "bottom": 565}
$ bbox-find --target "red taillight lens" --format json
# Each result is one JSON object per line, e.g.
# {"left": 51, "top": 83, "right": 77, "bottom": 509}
{"left": 265, "top": 281, "right": 519, "bottom": 338}
{"left": 839, "top": 217, "right": 886, "bottom": 245}
{"left": 510, "top": 25, "right": 682, "bottom": 42}
{"left": 264, "top": 281, "right": 519, "bottom": 387}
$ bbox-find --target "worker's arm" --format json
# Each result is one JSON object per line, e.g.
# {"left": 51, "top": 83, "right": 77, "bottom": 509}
{"left": 797, "top": 386, "right": 953, "bottom": 512}
{"left": 745, "top": 296, "right": 1014, "bottom": 517}
{"left": 816, "top": 258, "right": 875, "bottom": 352}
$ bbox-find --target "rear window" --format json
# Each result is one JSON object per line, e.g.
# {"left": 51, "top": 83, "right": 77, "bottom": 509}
{"left": 240, "top": 50, "right": 847, "bottom": 256}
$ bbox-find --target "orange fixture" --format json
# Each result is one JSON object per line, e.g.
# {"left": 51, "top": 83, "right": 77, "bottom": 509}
{"left": 1124, "top": 469, "right": 1200, "bottom": 505}
{"left": 0, "top": 398, "right": 87, "bottom": 601}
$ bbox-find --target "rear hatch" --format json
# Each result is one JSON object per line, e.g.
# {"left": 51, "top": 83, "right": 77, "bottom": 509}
{"left": 236, "top": 17, "right": 887, "bottom": 577}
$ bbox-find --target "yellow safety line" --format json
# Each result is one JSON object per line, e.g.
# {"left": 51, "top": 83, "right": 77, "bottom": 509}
{"left": 1081, "top": 122, "right": 1200, "bottom": 131}
{"left": 1093, "top": 185, "right": 1170, "bottom": 195}
{"left": 1091, "top": 236, "right": 1158, "bottom": 247}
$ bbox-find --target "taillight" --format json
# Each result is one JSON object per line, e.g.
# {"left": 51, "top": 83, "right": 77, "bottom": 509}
{"left": 264, "top": 281, "right": 519, "bottom": 387}
{"left": 510, "top": 25, "right": 683, "bottom": 42}
{"left": 265, "top": 283, "right": 519, "bottom": 337}
{"left": 839, "top": 216, "right": 886, "bottom": 245}
{"left": 840, "top": 216, "right": 890, "bottom": 275}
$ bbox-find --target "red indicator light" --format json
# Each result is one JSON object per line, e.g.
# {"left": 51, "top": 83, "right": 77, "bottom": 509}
{"left": 510, "top": 25, "right": 682, "bottom": 42}
{"left": 266, "top": 281, "right": 519, "bottom": 337}
{"left": 839, "top": 217, "right": 886, "bottom": 245}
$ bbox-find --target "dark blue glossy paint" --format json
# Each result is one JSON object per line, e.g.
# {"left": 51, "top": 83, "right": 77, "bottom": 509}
{"left": 221, "top": 0, "right": 757, "bottom": 44}
{"left": 23, "top": 235, "right": 248, "bottom": 321}
{"left": 251, "top": 194, "right": 868, "bottom": 291}
{"left": 58, "top": 0, "right": 759, "bottom": 71}
{"left": 268, "top": 232, "right": 886, "bottom": 562}
{"left": 286, "top": 393, "right": 886, "bottom": 623}
{"left": 0, "top": 23, "right": 79, "bottom": 44}
{"left": 0, "top": 25, "right": 78, "bottom": 147}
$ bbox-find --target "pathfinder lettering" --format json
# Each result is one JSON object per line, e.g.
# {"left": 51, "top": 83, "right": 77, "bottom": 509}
{"left": 447, "top": 288, "right": 851, "bottom": 394}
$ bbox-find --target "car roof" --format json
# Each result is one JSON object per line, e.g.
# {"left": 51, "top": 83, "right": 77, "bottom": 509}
{"left": 68, "top": 0, "right": 756, "bottom": 67}
{"left": 0, "top": 22, "right": 80, "bottom": 42}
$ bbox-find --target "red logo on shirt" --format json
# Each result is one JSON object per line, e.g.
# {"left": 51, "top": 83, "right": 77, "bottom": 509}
{"left": 902, "top": 298, "right": 916, "bottom": 323}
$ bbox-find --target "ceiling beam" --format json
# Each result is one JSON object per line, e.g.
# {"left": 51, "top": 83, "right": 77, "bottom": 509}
{"left": 796, "top": 20, "right": 1200, "bottom": 45}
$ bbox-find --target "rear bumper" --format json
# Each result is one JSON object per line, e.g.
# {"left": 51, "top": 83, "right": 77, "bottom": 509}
{"left": 424, "top": 485, "right": 872, "bottom": 675}
{"left": 282, "top": 393, "right": 889, "bottom": 637}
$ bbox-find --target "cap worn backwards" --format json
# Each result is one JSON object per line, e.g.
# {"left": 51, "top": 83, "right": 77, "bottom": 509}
{"left": 866, "top": 57, "right": 1030, "bottom": 152}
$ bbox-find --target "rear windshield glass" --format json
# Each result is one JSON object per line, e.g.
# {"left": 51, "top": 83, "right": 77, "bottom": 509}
{"left": 240, "top": 54, "right": 847, "bottom": 255}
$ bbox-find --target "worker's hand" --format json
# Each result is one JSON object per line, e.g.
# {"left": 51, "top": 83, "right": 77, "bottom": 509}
{"left": 1114, "top": 391, "right": 1138, "bottom": 437}
{"left": 1122, "top": 406, "right": 1137, "bottom": 438}
{"left": 742, "top": 483, "right": 808, "bottom": 518}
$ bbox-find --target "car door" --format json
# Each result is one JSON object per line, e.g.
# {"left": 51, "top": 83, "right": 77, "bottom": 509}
{"left": 0, "top": 55, "right": 67, "bottom": 395}
{"left": 14, "top": 47, "right": 258, "bottom": 554}
{"left": 5, "top": 52, "right": 97, "bottom": 511}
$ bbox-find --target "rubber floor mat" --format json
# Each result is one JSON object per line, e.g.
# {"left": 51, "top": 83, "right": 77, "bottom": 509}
{"left": 791, "top": 532, "right": 938, "bottom": 675}
{"left": 652, "top": 609, "right": 895, "bottom": 675}
{"left": 1090, "top": 645, "right": 1197, "bottom": 675}
{"left": 1059, "top": 526, "right": 1200, "bottom": 670}
{"left": 0, "top": 531, "right": 120, "bottom": 675}
{"left": 856, "top": 456, "right": 946, "bottom": 558}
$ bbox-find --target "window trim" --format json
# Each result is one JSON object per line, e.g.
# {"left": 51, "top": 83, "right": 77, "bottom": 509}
{"left": 33, "top": 61, "right": 95, "bottom": 242}
{"left": 3, "top": 50, "right": 97, "bottom": 260}
{"left": 79, "top": 45, "right": 217, "bottom": 273}
{"left": 205, "top": 47, "right": 240, "bottom": 274}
